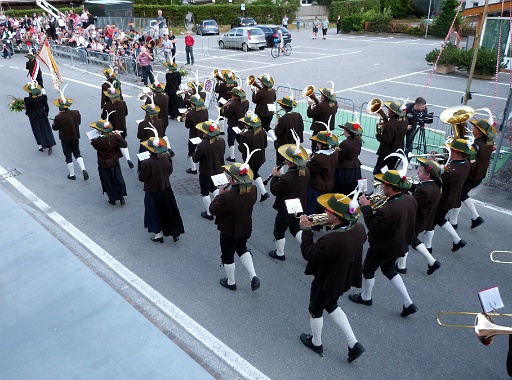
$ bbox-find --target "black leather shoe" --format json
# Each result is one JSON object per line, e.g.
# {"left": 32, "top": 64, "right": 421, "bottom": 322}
{"left": 226, "top": 157, "right": 236, "bottom": 162}
{"left": 300, "top": 333, "right": 323, "bottom": 355}
{"left": 120, "top": 197, "right": 126, "bottom": 205}
{"left": 48, "top": 147, "right": 53, "bottom": 155}
{"left": 219, "top": 278, "right": 236, "bottom": 290}
{"left": 186, "top": 168, "right": 197, "bottom": 175}
{"left": 39, "top": 148, "right": 44, "bottom": 152}
{"left": 268, "top": 250, "right": 285, "bottom": 261}
{"left": 471, "top": 216, "right": 484, "bottom": 229}
{"left": 128, "top": 160, "right": 134, "bottom": 169}
{"left": 452, "top": 240, "right": 466, "bottom": 252}
{"left": 347, "top": 342, "right": 365, "bottom": 363}
{"left": 151, "top": 236, "right": 164, "bottom": 243}
{"left": 451, "top": 223, "right": 458, "bottom": 230}
{"left": 67, "top": 174, "right": 76, "bottom": 180}
{"left": 173, "top": 236, "right": 179, "bottom": 242}
{"left": 251, "top": 276, "right": 260, "bottom": 291}
{"left": 401, "top": 303, "right": 418, "bottom": 317}
{"left": 201, "top": 211, "right": 214, "bottom": 220}
{"left": 108, "top": 200, "right": 116, "bottom": 205}
{"left": 427, "top": 260, "right": 441, "bottom": 275}
{"left": 349, "top": 293, "right": 372, "bottom": 306}
{"left": 394, "top": 264, "right": 407, "bottom": 275}
{"left": 83, "top": 170, "right": 89, "bottom": 181}
{"left": 260, "top": 193, "right": 270, "bottom": 202}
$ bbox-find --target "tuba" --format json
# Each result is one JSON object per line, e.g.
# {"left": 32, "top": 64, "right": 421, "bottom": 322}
{"left": 212, "top": 69, "right": 224, "bottom": 82}
{"left": 303, "top": 85, "right": 319, "bottom": 105}
{"left": 246, "top": 75, "right": 262, "bottom": 91}
{"left": 440, "top": 105, "right": 474, "bottom": 139}
{"left": 367, "top": 98, "right": 388, "bottom": 135}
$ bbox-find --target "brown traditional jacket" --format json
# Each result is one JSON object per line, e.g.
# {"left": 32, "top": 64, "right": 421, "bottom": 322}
{"left": 220, "top": 98, "right": 249, "bottom": 128}
{"left": 307, "top": 99, "right": 337, "bottom": 134}
{"left": 376, "top": 115, "right": 407, "bottom": 158}
{"left": 412, "top": 180, "right": 441, "bottom": 232}
{"left": 239, "top": 128, "right": 267, "bottom": 168}
{"left": 52, "top": 109, "right": 81, "bottom": 141}
{"left": 214, "top": 81, "right": 237, "bottom": 104}
{"left": 101, "top": 100, "right": 128, "bottom": 133}
{"left": 439, "top": 159, "right": 470, "bottom": 210}
{"left": 138, "top": 153, "right": 173, "bottom": 192}
{"left": 137, "top": 118, "right": 164, "bottom": 142}
{"left": 270, "top": 167, "right": 310, "bottom": 214}
{"left": 145, "top": 93, "right": 169, "bottom": 128}
{"left": 275, "top": 111, "right": 304, "bottom": 147}
{"left": 307, "top": 150, "right": 338, "bottom": 191}
{"left": 185, "top": 108, "right": 209, "bottom": 139}
{"left": 252, "top": 87, "right": 276, "bottom": 118}
{"left": 337, "top": 137, "right": 362, "bottom": 169}
{"left": 192, "top": 137, "right": 226, "bottom": 176}
{"left": 91, "top": 133, "right": 127, "bottom": 169}
{"left": 467, "top": 136, "right": 493, "bottom": 182}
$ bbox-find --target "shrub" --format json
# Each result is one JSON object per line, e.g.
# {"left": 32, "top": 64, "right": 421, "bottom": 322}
{"left": 457, "top": 47, "right": 505, "bottom": 76}
{"left": 425, "top": 43, "right": 460, "bottom": 66}
{"left": 405, "top": 26, "right": 424, "bottom": 36}
{"left": 362, "top": 9, "right": 393, "bottom": 33}
{"left": 382, "top": 0, "right": 417, "bottom": 19}
{"left": 342, "top": 14, "right": 364, "bottom": 32}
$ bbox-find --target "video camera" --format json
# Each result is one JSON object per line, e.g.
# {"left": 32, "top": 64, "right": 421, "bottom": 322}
{"left": 416, "top": 112, "right": 434, "bottom": 125}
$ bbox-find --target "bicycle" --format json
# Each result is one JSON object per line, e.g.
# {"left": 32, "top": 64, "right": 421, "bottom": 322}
{"left": 271, "top": 43, "right": 291, "bottom": 58}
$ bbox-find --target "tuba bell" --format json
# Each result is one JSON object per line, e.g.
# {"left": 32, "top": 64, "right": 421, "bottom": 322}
{"left": 212, "top": 69, "right": 224, "bottom": 82}
{"left": 440, "top": 105, "right": 474, "bottom": 139}
{"left": 303, "top": 85, "right": 319, "bottom": 105}
{"left": 366, "top": 98, "right": 389, "bottom": 135}
{"left": 246, "top": 75, "right": 262, "bottom": 90}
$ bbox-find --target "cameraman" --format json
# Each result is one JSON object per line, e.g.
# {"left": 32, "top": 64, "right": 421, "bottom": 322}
{"left": 405, "top": 97, "right": 428, "bottom": 158}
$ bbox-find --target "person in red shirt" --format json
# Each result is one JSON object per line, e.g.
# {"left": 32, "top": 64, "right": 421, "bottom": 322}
{"left": 185, "top": 31, "right": 194, "bottom": 65}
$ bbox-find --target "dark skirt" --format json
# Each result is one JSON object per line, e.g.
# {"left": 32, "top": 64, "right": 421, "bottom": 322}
{"left": 98, "top": 163, "right": 127, "bottom": 202}
{"left": 29, "top": 117, "right": 56, "bottom": 149}
{"left": 334, "top": 167, "right": 362, "bottom": 195}
{"left": 168, "top": 92, "right": 180, "bottom": 120}
{"left": 144, "top": 188, "right": 185, "bottom": 238}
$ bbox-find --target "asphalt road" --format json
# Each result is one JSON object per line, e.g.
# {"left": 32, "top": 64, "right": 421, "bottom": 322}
{"left": 1, "top": 30, "right": 511, "bottom": 380}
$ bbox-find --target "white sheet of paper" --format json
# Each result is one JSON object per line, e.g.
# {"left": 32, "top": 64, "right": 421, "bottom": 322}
{"left": 86, "top": 130, "right": 101, "bottom": 140}
{"left": 178, "top": 108, "right": 188, "bottom": 114}
{"left": 380, "top": 165, "right": 389, "bottom": 174}
{"left": 358, "top": 178, "right": 368, "bottom": 192}
{"left": 211, "top": 173, "right": 229, "bottom": 187}
{"left": 135, "top": 119, "right": 143, "bottom": 125}
{"left": 137, "top": 151, "right": 151, "bottom": 161}
{"left": 267, "top": 103, "right": 276, "bottom": 112}
{"left": 285, "top": 198, "right": 303, "bottom": 215}
{"left": 232, "top": 126, "right": 242, "bottom": 134}
{"left": 218, "top": 97, "right": 227, "bottom": 105}
{"left": 478, "top": 286, "right": 505, "bottom": 313}
{"left": 189, "top": 137, "right": 202, "bottom": 145}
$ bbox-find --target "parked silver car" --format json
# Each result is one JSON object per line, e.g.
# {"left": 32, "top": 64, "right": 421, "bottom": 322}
{"left": 218, "top": 27, "right": 266, "bottom": 51}
{"left": 196, "top": 19, "right": 219, "bottom": 35}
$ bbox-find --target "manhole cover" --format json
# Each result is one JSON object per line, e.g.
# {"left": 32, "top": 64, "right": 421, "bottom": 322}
{"left": 172, "top": 177, "right": 201, "bottom": 195}
{"left": 1, "top": 168, "right": 21, "bottom": 180}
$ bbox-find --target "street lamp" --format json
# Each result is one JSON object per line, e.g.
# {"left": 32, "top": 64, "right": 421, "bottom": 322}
{"left": 424, "top": 0, "right": 432, "bottom": 39}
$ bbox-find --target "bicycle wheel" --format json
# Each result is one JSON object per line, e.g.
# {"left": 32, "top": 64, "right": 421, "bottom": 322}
{"left": 284, "top": 44, "right": 292, "bottom": 56}
{"left": 271, "top": 45, "right": 279, "bottom": 58}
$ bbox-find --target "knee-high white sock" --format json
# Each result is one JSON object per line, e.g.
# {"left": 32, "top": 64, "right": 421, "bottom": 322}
{"left": 239, "top": 252, "right": 257, "bottom": 279}
{"left": 267, "top": 129, "right": 277, "bottom": 141}
{"left": 390, "top": 275, "right": 413, "bottom": 307}
{"left": 397, "top": 252, "right": 408, "bottom": 269}
{"left": 212, "top": 189, "right": 219, "bottom": 197}
{"left": 294, "top": 230, "right": 302, "bottom": 244}
{"left": 441, "top": 221, "right": 461, "bottom": 243}
{"left": 254, "top": 176, "right": 267, "bottom": 195}
{"left": 450, "top": 207, "right": 461, "bottom": 225}
{"left": 463, "top": 198, "right": 479, "bottom": 219}
{"left": 67, "top": 162, "right": 75, "bottom": 177}
{"left": 362, "top": 278, "right": 375, "bottom": 301}
{"left": 424, "top": 230, "right": 434, "bottom": 249}
{"left": 275, "top": 238, "right": 285, "bottom": 256}
{"left": 189, "top": 156, "right": 197, "bottom": 171}
{"left": 310, "top": 317, "right": 323, "bottom": 346}
{"left": 414, "top": 242, "right": 436, "bottom": 265}
{"left": 76, "top": 156, "right": 86, "bottom": 171}
{"left": 228, "top": 145, "right": 235, "bottom": 159}
{"left": 224, "top": 263, "right": 236, "bottom": 285}
{"left": 329, "top": 307, "right": 357, "bottom": 348}
{"left": 218, "top": 118, "right": 225, "bottom": 133}
{"left": 120, "top": 147, "right": 131, "bottom": 161}
{"left": 202, "top": 195, "right": 212, "bottom": 215}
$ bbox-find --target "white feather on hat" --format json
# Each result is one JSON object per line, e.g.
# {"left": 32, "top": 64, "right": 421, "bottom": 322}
{"left": 287, "top": 83, "right": 294, "bottom": 101}
{"left": 104, "top": 110, "right": 117, "bottom": 128}
{"left": 345, "top": 181, "right": 364, "bottom": 213}
{"left": 144, "top": 122, "right": 161, "bottom": 147}
{"left": 384, "top": 149, "right": 409, "bottom": 179}
{"left": 315, "top": 115, "right": 333, "bottom": 132}
{"left": 104, "top": 80, "right": 117, "bottom": 95}
{"left": 291, "top": 129, "right": 301, "bottom": 156}
{"left": 475, "top": 107, "right": 494, "bottom": 127}
{"left": 327, "top": 80, "right": 334, "bottom": 94}
{"left": 240, "top": 143, "right": 261, "bottom": 174}
{"left": 464, "top": 124, "right": 475, "bottom": 149}
{"left": 57, "top": 84, "right": 68, "bottom": 103}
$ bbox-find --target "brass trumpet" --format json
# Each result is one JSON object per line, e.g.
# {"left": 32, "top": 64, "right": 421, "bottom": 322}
{"left": 298, "top": 213, "right": 334, "bottom": 228}
{"left": 176, "top": 88, "right": 194, "bottom": 97}
{"left": 212, "top": 69, "right": 224, "bottom": 82}
{"left": 490, "top": 250, "right": 512, "bottom": 264}
{"left": 366, "top": 98, "right": 388, "bottom": 135}
{"left": 303, "top": 85, "right": 319, "bottom": 105}
{"left": 246, "top": 75, "right": 262, "bottom": 91}
{"left": 177, "top": 109, "right": 190, "bottom": 122}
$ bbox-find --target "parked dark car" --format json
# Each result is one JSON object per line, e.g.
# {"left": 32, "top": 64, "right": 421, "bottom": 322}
{"left": 254, "top": 25, "right": 292, "bottom": 47}
{"left": 196, "top": 19, "right": 219, "bottom": 35}
{"left": 231, "top": 17, "right": 257, "bottom": 29}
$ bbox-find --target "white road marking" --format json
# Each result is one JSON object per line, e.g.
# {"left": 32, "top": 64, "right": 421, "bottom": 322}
{"left": 0, "top": 164, "right": 270, "bottom": 380}
{"left": 388, "top": 80, "right": 507, "bottom": 100}
{"left": 336, "top": 70, "right": 431, "bottom": 93}
{"left": 9, "top": 66, "right": 19, "bottom": 69}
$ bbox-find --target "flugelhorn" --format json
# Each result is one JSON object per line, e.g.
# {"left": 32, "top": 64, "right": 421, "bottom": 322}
{"left": 246, "top": 75, "right": 262, "bottom": 90}
{"left": 490, "top": 250, "right": 512, "bottom": 264}
{"left": 303, "top": 85, "right": 319, "bottom": 105}
{"left": 212, "top": 69, "right": 224, "bottom": 82}
{"left": 297, "top": 213, "right": 334, "bottom": 228}
{"left": 366, "top": 98, "right": 388, "bottom": 135}
{"left": 368, "top": 193, "right": 388, "bottom": 210}
{"left": 440, "top": 105, "right": 474, "bottom": 139}
{"left": 176, "top": 88, "right": 194, "bottom": 97}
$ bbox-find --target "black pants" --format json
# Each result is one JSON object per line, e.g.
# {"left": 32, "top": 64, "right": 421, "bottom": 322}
{"left": 199, "top": 174, "right": 217, "bottom": 196}
{"left": 61, "top": 140, "right": 81, "bottom": 164}
{"left": 461, "top": 179, "right": 481, "bottom": 202}
{"left": 259, "top": 115, "right": 272, "bottom": 132}
{"left": 220, "top": 233, "right": 249, "bottom": 265}
{"left": 227, "top": 125, "right": 237, "bottom": 147}
{"left": 373, "top": 155, "right": 399, "bottom": 175}
{"left": 362, "top": 248, "right": 399, "bottom": 281}
{"left": 141, "top": 65, "right": 155, "bottom": 85}
{"left": 273, "top": 212, "right": 300, "bottom": 240}
{"left": 309, "top": 278, "right": 339, "bottom": 318}
{"left": 434, "top": 208, "right": 450, "bottom": 227}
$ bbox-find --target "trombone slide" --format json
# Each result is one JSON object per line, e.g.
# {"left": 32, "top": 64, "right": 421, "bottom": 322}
{"left": 490, "top": 251, "right": 512, "bottom": 264}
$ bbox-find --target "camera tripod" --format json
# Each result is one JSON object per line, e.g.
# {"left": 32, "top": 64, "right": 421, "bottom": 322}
{"left": 412, "top": 125, "right": 428, "bottom": 156}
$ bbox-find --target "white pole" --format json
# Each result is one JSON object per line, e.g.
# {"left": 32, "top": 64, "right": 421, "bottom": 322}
{"left": 424, "top": 0, "right": 433, "bottom": 39}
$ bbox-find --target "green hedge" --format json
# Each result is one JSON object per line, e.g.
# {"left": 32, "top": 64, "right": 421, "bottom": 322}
{"left": 329, "top": 0, "right": 381, "bottom": 22}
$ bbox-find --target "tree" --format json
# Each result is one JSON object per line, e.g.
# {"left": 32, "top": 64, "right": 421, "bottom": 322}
{"left": 430, "top": 0, "right": 462, "bottom": 38}
{"left": 382, "top": 0, "right": 416, "bottom": 19}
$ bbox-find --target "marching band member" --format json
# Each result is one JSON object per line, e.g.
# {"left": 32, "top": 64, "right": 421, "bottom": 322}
{"left": 192, "top": 121, "right": 226, "bottom": 220}
{"left": 334, "top": 120, "right": 363, "bottom": 195}
{"left": 299, "top": 193, "right": 366, "bottom": 363}
{"left": 221, "top": 87, "right": 249, "bottom": 162}
{"left": 209, "top": 156, "right": 260, "bottom": 292}
{"left": 274, "top": 94, "right": 304, "bottom": 168}
{"left": 164, "top": 61, "right": 182, "bottom": 120}
{"left": 137, "top": 101, "right": 163, "bottom": 172}
{"left": 100, "top": 67, "right": 123, "bottom": 109}
{"left": 268, "top": 135, "right": 310, "bottom": 261}
{"left": 350, "top": 170, "right": 418, "bottom": 317}
{"left": 184, "top": 94, "right": 209, "bottom": 175}
{"left": 251, "top": 74, "right": 276, "bottom": 135}
{"left": 139, "top": 129, "right": 184, "bottom": 243}
{"left": 51, "top": 86, "right": 88, "bottom": 181}
{"left": 101, "top": 83, "right": 133, "bottom": 169}
{"left": 450, "top": 114, "right": 496, "bottom": 229}
{"left": 238, "top": 113, "right": 270, "bottom": 202}
{"left": 26, "top": 51, "right": 43, "bottom": 88}
{"left": 184, "top": 80, "right": 206, "bottom": 107}
{"left": 306, "top": 83, "right": 337, "bottom": 150}
{"left": 373, "top": 99, "right": 407, "bottom": 174}
{"left": 306, "top": 131, "right": 338, "bottom": 216}
{"left": 147, "top": 78, "right": 169, "bottom": 134}
{"left": 214, "top": 69, "right": 237, "bottom": 107}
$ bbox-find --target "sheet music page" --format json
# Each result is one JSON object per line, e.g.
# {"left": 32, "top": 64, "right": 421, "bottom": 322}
{"left": 232, "top": 126, "right": 242, "bottom": 135}
{"left": 218, "top": 98, "right": 227, "bottom": 105}
{"left": 478, "top": 286, "right": 505, "bottom": 313}
{"left": 86, "top": 130, "right": 101, "bottom": 140}
{"left": 285, "top": 198, "right": 303, "bottom": 215}
{"left": 136, "top": 151, "right": 151, "bottom": 161}
{"left": 267, "top": 103, "right": 276, "bottom": 112}
{"left": 211, "top": 173, "right": 229, "bottom": 187}
{"left": 189, "top": 137, "right": 202, "bottom": 145}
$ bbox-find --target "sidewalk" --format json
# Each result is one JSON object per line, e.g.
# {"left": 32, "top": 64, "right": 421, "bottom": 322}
{"left": 0, "top": 186, "right": 214, "bottom": 380}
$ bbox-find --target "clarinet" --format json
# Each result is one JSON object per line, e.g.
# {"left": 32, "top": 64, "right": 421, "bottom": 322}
{"left": 263, "top": 161, "right": 285, "bottom": 186}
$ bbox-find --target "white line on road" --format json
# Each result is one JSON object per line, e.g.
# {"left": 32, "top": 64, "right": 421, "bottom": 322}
{"left": 388, "top": 80, "right": 507, "bottom": 100}
{"left": 0, "top": 165, "right": 271, "bottom": 380}
{"left": 336, "top": 70, "right": 431, "bottom": 93}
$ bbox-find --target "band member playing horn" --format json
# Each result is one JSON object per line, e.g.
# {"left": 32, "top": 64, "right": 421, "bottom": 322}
{"left": 373, "top": 99, "right": 407, "bottom": 174}
{"left": 306, "top": 82, "right": 337, "bottom": 150}
{"left": 429, "top": 139, "right": 473, "bottom": 253}
{"left": 147, "top": 77, "right": 169, "bottom": 134}
{"left": 275, "top": 93, "right": 304, "bottom": 168}
{"left": 137, "top": 101, "right": 163, "bottom": 172}
{"left": 192, "top": 121, "right": 226, "bottom": 220}
{"left": 101, "top": 66, "right": 123, "bottom": 110}
{"left": 164, "top": 61, "right": 182, "bottom": 120}
{"left": 238, "top": 113, "right": 270, "bottom": 202}
{"left": 306, "top": 130, "right": 339, "bottom": 216}
{"left": 183, "top": 95, "right": 209, "bottom": 175}
{"left": 209, "top": 156, "right": 260, "bottom": 292}
{"left": 350, "top": 170, "right": 418, "bottom": 318}
{"left": 335, "top": 120, "right": 363, "bottom": 195}
{"left": 101, "top": 83, "right": 133, "bottom": 169}
{"left": 268, "top": 135, "right": 310, "bottom": 261}
{"left": 251, "top": 74, "right": 276, "bottom": 135}
{"left": 299, "top": 192, "right": 366, "bottom": 363}
{"left": 450, "top": 112, "right": 496, "bottom": 230}
{"left": 214, "top": 69, "right": 238, "bottom": 107}
{"left": 221, "top": 87, "right": 249, "bottom": 162}
{"left": 183, "top": 80, "right": 207, "bottom": 108}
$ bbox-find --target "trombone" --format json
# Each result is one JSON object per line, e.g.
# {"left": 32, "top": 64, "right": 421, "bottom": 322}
{"left": 490, "top": 250, "right": 512, "bottom": 264}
